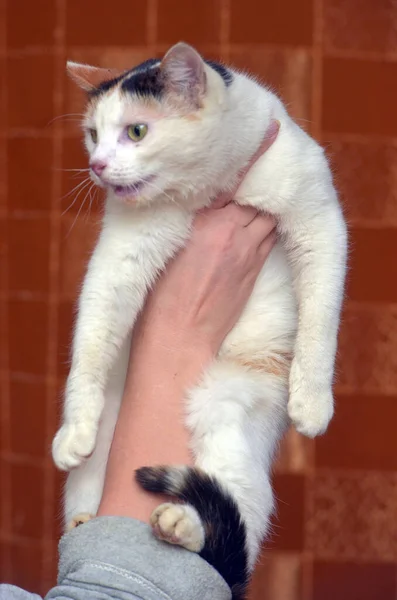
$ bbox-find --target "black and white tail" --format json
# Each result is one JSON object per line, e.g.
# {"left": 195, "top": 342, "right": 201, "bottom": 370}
{"left": 136, "top": 465, "right": 249, "bottom": 600}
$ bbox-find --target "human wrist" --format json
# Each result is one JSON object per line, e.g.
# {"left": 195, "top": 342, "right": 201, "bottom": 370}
{"left": 131, "top": 311, "right": 217, "bottom": 381}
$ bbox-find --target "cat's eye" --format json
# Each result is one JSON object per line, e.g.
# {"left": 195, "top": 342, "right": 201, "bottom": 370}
{"left": 89, "top": 129, "right": 98, "bottom": 144}
{"left": 127, "top": 124, "right": 148, "bottom": 142}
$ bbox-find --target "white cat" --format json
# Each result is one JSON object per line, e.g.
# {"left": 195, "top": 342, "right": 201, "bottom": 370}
{"left": 52, "top": 43, "right": 347, "bottom": 597}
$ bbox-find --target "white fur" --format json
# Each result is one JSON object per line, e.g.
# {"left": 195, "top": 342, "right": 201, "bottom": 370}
{"left": 53, "top": 46, "right": 347, "bottom": 569}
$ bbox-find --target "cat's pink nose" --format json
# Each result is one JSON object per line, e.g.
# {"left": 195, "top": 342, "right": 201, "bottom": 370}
{"left": 90, "top": 160, "right": 107, "bottom": 177}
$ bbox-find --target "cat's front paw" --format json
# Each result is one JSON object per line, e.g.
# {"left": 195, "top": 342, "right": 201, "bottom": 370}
{"left": 288, "top": 386, "right": 334, "bottom": 438}
{"left": 150, "top": 503, "right": 205, "bottom": 552}
{"left": 52, "top": 422, "right": 97, "bottom": 471}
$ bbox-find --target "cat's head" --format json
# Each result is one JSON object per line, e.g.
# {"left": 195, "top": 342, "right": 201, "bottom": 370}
{"left": 68, "top": 43, "right": 234, "bottom": 207}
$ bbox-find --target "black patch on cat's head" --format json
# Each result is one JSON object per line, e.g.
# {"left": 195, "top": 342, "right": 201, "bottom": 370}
{"left": 89, "top": 58, "right": 163, "bottom": 100}
{"left": 89, "top": 55, "right": 233, "bottom": 102}
{"left": 121, "top": 58, "right": 164, "bottom": 99}
{"left": 205, "top": 60, "right": 234, "bottom": 87}
{"left": 89, "top": 72, "right": 126, "bottom": 98}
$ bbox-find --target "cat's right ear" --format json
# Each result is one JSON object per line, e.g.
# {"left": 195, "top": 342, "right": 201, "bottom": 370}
{"left": 66, "top": 61, "right": 122, "bottom": 91}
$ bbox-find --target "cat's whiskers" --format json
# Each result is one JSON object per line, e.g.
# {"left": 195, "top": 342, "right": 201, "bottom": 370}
{"left": 85, "top": 183, "right": 98, "bottom": 221}
{"left": 46, "top": 113, "right": 86, "bottom": 127}
{"left": 66, "top": 181, "right": 94, "bottom": 237}
{"left": 61, "top": 178, "right": 92, "bottom": 216}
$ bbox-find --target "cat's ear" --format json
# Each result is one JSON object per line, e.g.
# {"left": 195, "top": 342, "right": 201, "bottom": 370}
{"left": 161, "top": 43, "right": 206, "bottom": 103}
{"left": 66, "top": 61, "right": 122, "bottom": 91}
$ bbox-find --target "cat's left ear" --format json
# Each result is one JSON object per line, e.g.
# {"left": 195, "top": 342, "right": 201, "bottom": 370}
{"left": 161, "top": 43, "right": 206, "bottom": 104}
{"left": 67, "top": 61, "right": 122, "bottom": 92}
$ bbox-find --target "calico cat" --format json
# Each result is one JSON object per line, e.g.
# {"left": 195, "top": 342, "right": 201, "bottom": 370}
{"left": 52, "top": 42, "right": 347, "bottom": 597}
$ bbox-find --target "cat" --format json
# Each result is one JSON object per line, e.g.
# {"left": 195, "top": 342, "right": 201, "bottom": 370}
{"left": 52, "top": 42, "right": 347, "bottom": 598}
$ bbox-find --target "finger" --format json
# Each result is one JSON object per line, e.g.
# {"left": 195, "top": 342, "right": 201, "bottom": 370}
{"left": 212, "top": 119, "right": 280, "bottom": 209}
{"left": 244, "top": 212, "right": 277, "bottom": 245}
{"left": 219, "top": 202, "right": 259, "bottom": 226}
{"left": 211, "top": 190, "right": 233, "bottom": 209}
{"left": 258, "top": 229, "right": 277, "bottom": 259}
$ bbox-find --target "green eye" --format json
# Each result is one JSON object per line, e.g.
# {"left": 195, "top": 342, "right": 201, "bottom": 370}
{"left": 127, "top": 123, "right": 148, "bottom": 142}
{"left": 89, "top": 129, "right": 98, "bottom": 144}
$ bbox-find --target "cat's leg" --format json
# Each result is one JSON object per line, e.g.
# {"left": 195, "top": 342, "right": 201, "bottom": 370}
{"left": 188, "top": 362, "right": 288, "bottom": 567}
{"left": 52, "top": 240, "right": 155, "bottom": 471}
{"left": 62, "top": 367, "right": 125, "bottom": 530}
{"left": 239, "top": 165, "right": 347, "bottom": 436}
{"left": 281, "top": 195, "right": 347, "bottom": 437}
{"left": 136, "top": 362, "right": 289, "bottom": 595}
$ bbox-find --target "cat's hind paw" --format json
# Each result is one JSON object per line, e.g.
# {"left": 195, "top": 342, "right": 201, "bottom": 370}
{"left": 66, "top": 513, "right": 94, "bottom": 532}
{"left": 52, "top": 422, "right": 97, "bottom": 471}
{"left": 150, "top": 503, "right": 205, "bottom": 553}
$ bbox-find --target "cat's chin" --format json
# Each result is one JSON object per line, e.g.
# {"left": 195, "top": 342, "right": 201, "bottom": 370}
{"left": 106, "top": 175, "right": 156, "bottom": 202}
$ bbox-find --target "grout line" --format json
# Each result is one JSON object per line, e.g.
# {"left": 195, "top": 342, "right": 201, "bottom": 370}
{"left": 302, "top": 1, "right": 324, "bottom": 598}
{"left": 0, "top": 0, "right": 12, "bottom": 581}
{"left": 220, "top": 0, "right": 231, "bottom": 62}
{"left": 41, "top": 0, "right": 66, "bottom": 590}
{"left": 311, "top": 0, "right": 323, "bottom": 142}
{"left": 1, "top": 452, "right": 47, "bottom": 468}
{"left": 4, "top": 42, "right": 397, "bottom": 63}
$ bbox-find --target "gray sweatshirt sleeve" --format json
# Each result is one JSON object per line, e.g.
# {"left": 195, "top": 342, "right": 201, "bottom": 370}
{"left": 0, "top": 517, "right": 231, "bottom": 600}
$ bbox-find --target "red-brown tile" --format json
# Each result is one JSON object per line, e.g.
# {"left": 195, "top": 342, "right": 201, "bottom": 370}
{"left": 229, "top": 48, "right": 312, "bottom": 126}
{"left": 60, "top": 215, "right": 100, "bottom": 300}
{"left": 8, "top": 300, "right": 48, "bottom": 375}
{"left": 8, "top": 542, "right": 43, "bottom": 595}
{"left": 0, "top": 540, "right": 12, "bottom": 583}
{"left": 157, "top": 0, "right": 221, "bottom": 45}
{"left": 329, "top": 138, "right": 397, "bottom": 227}
{"left": 270, "top": 475, "right": 305, "bottom": 551}
{"left": 316, "top": 394, "right": 397, "bottom": 471}
{"left": 307, "top": 472, "right": 397, "bottom": 561}
{"left": 337, "top": 304, "right": 397, "bottom": 396}
{"left": 11, "top": 463, "right": 44, "bottom": 540}
{"left": 347, "top": 229, "right": 397, "bottom": 302}
{"left": 323, "top": 0, "right": 397, "bottom": 54}
{"left": 313, "top": 561, "right": 396, "bottom": 600}
{"left": 230, "top": 0, "right": 313, "bottom": 45}
{"left": 10, "top": 379, "right": 47, "bottom": 458}
{"left": 323, "top": 58, "right": 397, "bottom": 136}
{"left": 7, "top": 55, "right": 54, "bottom": 128}
{"left": 0, "top": 458, "right": 7, "bottom": 529}
{"left": 8, "top": 138, "right": 53, "bottom": 212}
{"left": 57, "top": 301, "right": 74, "bottom": 378}
{"left": 66, "top": 0, "right": 147, "bottom": 46}
{"left": 8, "top": 217, "right": 50, "bottom": 292}
{"left": 249, "top": 553, "right": 303, "bottom": 600}
{"left": 7, "top": 0, "right": 56, "bottom": 48}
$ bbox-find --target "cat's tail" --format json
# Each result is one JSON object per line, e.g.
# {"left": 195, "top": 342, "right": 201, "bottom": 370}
{"left": 135, "top": 465, "right": 249, "bottom": 600}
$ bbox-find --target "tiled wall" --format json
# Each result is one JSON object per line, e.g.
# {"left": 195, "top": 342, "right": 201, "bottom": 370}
{"left": 1, "top": 0, "right": 397, "bottom": 598}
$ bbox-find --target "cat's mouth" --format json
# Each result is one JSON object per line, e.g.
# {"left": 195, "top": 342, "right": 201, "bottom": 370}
{"left": 107, "top": 176, "right": 155, "bottom": 199}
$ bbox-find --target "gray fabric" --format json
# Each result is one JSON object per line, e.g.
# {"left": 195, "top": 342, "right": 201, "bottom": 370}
{"left": 0, "top": 517, "right": 231, "bottom": 600}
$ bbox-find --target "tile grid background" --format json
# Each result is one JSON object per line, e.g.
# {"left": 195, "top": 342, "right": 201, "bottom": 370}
{"left": 1, "top": 0, "right": 397, "bottom": 598}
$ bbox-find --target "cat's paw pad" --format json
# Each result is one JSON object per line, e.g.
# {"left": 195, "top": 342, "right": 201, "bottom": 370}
{"left": 52, "top": 422, "right": 97, "bottom": 471}
{"left": 288, "top": 388, "right": 334, "bottom": 438}
{"left": 150, "top": 503, "right": 205, "bottom": 552}
{"left": 66, "top": 513, "right": 94, "bottom": 532}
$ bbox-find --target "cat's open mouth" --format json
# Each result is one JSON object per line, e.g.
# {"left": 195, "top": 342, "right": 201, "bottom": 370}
{"left": 108, "top": 176, "right": 154, "bottom": 198}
